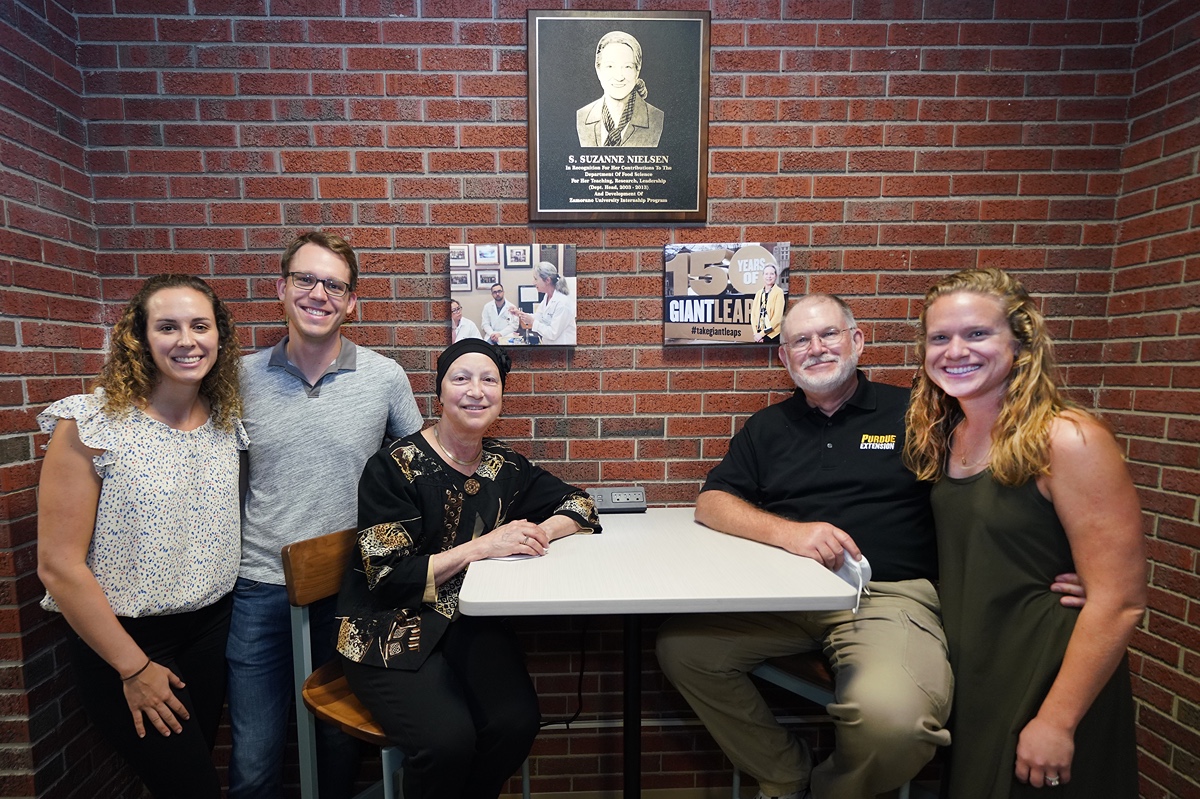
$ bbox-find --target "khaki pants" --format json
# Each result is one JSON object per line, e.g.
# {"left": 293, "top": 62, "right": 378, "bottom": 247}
{"left": 656, "top": 579, "right": 952, "bottom": 799}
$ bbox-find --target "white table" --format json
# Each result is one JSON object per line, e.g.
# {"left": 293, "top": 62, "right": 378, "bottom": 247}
{"left": 459, "top": 507, "right": 858, "bottom": 799}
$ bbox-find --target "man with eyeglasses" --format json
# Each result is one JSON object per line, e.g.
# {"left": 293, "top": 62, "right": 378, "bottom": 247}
{"left": 659, "top": 292, "right": 947, "bottom": 799}
{"left": 658, "top": 294, "right": 1084, "bottom": 799}
{"left": 228, "top": 231, "right": 423, "bottom": 799}
{"left": 481, "top": 282, "right": 518, "bottom": 344}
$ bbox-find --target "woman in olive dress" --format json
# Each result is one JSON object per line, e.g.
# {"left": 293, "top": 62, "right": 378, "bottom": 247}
{"left": 904, "top": 268, "right": 1144, "bottom": 798}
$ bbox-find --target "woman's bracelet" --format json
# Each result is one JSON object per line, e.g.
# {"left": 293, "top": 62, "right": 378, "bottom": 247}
{"left": 120, "top": 658, "right": 152, "bottom": 682}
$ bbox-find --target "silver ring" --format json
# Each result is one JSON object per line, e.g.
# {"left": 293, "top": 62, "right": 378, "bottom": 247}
{"left": 522, "top": 535, "right": 528, "bottom": 545}
{"left": 1046, "top": 776, "right": 1060, "bottom": 787}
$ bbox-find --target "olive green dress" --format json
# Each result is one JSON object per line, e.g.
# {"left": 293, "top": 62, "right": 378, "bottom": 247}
{"left": 931, "top": 471, "right": 1137, "bottom": 799}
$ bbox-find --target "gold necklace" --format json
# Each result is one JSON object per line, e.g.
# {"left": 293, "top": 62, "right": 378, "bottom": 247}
{"left": 951, "top": 422, "right": 990, "bottom": 468}
{"left": 432, "top": 424, "right": 482, "bottom": 466}
{"left": 958, "top": 449, "right": 990, "bottom": 467}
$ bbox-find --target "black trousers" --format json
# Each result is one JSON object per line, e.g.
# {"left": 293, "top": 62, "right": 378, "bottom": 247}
{"left": 342, "top": 615, "right": 540, "bottom": 799}
{"left": 68, "top": 594, "right": 232, "bottom": 799}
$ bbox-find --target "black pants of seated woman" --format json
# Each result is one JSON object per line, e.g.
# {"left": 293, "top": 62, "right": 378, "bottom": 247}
{"left": 341, "top": 615, "right": 540, "bottom": 799}
{"left": 70, "top": 595, "right": 232, "bottom": 799}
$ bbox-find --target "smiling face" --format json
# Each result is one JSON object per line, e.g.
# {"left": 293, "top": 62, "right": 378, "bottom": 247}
{"left": 277, "top": 242, "right": 357, "bottom": 347}
{"left": 762, "top": 265, "right": 777, "bottom": 289}
{"left": 438, "top": 352, "right": 503, "bottom": 436}
{"left": 596, "top": 42, "right": 639, "bottom": 103}
{"left": 779, "top": 297, "right": 863, "bottom": 397}
{"left": 144, "top": 286, "right": 220, "bottom": 391}
{"left": 923, "top": 291, "right": 1019, "bottom": 409}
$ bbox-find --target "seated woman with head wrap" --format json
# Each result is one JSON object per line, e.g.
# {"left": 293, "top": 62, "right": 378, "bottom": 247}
{"left": 335, "top": 339, "right": 601, "bottom": 799}
{"left": 576, "top": 30, "right": 664, "bottom": 147}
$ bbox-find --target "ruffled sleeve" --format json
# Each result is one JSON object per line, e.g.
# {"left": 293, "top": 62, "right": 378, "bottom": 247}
{"left": 232, "top": 417, "right": 249, "bottom": 450}
{"left": 37, "top": 391, "right": 119, "bottom": 477}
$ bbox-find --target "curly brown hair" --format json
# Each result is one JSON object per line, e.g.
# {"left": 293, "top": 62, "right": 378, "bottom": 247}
{"left": 96, "top": 275, "right": 242, "bottom": 431}
{"left": 903, "top": 268, "right": 1080, "bottom": 487}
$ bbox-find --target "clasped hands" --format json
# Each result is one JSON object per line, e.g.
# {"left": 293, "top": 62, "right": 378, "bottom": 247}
{"left": 481, "top": 519, "right": 550, "bottom": 557}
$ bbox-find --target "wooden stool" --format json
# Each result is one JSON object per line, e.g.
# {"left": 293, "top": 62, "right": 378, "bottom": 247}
{"left": 283, "top": 529, "right": 530, "bottom": 799}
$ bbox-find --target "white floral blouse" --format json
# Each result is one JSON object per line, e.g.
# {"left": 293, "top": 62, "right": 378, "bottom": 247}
{"left": 38, "top": 391, "right": 248, "bottom": 618}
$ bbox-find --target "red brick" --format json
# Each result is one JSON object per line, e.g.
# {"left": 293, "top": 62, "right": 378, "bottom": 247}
{"left": 281, "top": 151, "right": 351, "bottom": 173}
{"left": 155, "top": 15, "right": 232, "bottom": 42}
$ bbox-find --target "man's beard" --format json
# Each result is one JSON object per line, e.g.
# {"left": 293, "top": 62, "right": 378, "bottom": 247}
{"left": 790, "top": 352, "right": 858, "bottom": 394}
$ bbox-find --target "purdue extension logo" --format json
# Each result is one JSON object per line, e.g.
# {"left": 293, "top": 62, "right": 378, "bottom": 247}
{"left": 860, "top": 434, "right": 896, "bottom": 450}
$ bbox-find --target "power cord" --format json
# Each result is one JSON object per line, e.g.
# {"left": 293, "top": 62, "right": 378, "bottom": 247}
{"left": 540, "top": 616, "right": 588, "bottom": 728}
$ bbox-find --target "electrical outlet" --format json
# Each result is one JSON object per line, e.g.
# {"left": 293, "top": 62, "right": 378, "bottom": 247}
{"left": 587, "top": 486, "right": 647, "bottom": 513}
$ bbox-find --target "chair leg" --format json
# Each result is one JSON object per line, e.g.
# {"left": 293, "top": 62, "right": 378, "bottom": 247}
{"left": 381, "top": 746, "right": 404, "bottom": 799}
{"left": 290, "top": 607, "right": 319, "bottom": 799}
{"left": 731, "top": 765, "right": 741, "bottom": 799}
{"left": 522, "top": 757, "right": 531, "bottom": 799}
{"left": 898, "top": 780, "right": 910, "bottom": 799}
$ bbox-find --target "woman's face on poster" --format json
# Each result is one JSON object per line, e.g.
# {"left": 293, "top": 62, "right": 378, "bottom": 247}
{"left": 596, "top": 43, "right": 639, "bottom": 103}
{"left": 762, "top": 265, "right": 778, "bottom": 289}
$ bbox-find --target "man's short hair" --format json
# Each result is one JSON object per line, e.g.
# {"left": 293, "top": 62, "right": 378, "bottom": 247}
{"left": 280, "top": 231, "right": 358, "bottom": 291}
{"left": 491, "top": 283, "right": 504, "bottom": 292}
{"left": 785, "top": 293, "right": 857, "bottom": 332}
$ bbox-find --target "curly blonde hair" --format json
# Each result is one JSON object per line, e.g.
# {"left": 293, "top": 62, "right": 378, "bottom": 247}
{"left": 96, "top": 275, "right": 242, "bottom": 431}
{"left": 903, "top": 268, "right": 1079, "bottom": 487}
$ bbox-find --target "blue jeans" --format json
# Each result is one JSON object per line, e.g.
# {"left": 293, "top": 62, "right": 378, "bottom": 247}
{"left": 226, "top": 578, "right": 360, "bottom": 799}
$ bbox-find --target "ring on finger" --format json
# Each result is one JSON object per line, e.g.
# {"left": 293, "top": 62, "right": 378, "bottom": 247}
{"left": 1046, "top": 775, "right": 1060, "bottom": 787}
{"left": 522, "top": 535, "right": 528, "bottom": 545}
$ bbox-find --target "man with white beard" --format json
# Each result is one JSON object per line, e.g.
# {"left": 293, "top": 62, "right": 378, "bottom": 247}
{"left": 657, "top": 293, "right": 1086, "bottom": 799}
{"left": 656, "top": 293, "right": 950, "bottom": 799}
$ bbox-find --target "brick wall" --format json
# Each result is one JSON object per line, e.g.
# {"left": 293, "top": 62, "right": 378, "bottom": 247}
{"left": 1113, "top": 2, "right": 1200, "bottom": 798}
{"left": 1, "top": 0, "right": 1198, "bottom": 797}
{"left": 0, "top": 1, "right": 141, "bottom": 797}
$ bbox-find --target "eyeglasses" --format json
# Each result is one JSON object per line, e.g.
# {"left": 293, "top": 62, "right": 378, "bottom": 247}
{"left": 288, "top": 272, "right": 350, "bottom": 298}
{"left": 784, "top": 328, "right": 854, "bottom": 352}
{"left": 491, "top": 289, "right": 504, "bottom": 295}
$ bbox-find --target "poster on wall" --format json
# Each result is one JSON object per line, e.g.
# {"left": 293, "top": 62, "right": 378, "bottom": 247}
{"left": 662, "top": 242, "right": 792, "bottom": 346}
{"left": 448, "top": 244, "right": 578, "bottom": 347}
{"left": 527, "top": 9, "right": 710, "bottom": 223}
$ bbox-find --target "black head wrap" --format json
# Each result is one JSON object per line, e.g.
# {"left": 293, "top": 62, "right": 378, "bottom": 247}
{"left": 436, "top": 339, "right": 512, "bottom": 398}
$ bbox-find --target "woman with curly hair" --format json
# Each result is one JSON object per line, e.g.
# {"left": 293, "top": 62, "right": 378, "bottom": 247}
{"left": 903, "top": 268, "right": 1144, "bottom": 798}
{"left": 37, "top": 274, "right": 246, "bottom": 798}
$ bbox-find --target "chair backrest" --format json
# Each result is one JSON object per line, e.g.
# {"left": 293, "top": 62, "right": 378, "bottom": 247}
{"left": 282, "top": 527, "right": 357, "bottom": 608}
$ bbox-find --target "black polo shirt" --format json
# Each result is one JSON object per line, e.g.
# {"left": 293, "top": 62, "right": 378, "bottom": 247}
{"left": 702, "top": 371, "right": 936, "bottom": 583}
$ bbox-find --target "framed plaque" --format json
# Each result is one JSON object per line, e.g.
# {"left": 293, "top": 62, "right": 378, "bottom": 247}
{"left": 527, "top": 9, "right": 710, "bottom": 223}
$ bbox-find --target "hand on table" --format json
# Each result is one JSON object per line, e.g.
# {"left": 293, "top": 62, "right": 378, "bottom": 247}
{"left": 479, "top": 519, "right": 550, "bottom": 558}
{"left": 784, "top": 522, "right": 861, "bottom": 571}
{"left": 123, "top": 660, "right": 189, "bottom": 738}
